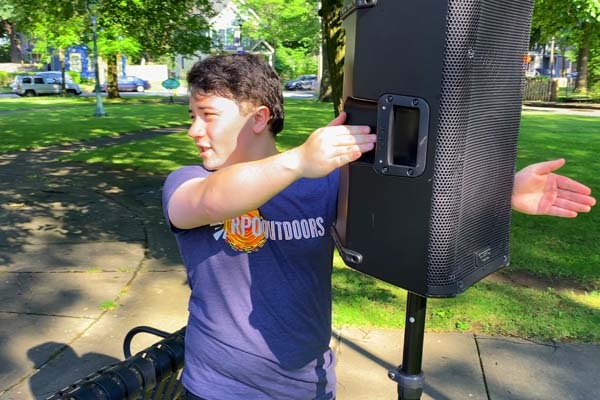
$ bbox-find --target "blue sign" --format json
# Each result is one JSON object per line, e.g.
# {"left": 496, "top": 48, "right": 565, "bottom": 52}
{"left": 162, "top": 78, "right": 181, "bottom": 90}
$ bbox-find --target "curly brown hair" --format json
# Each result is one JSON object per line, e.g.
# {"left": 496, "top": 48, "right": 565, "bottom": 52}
{"left": 187, "top": 54, "right": 284, "bottom": 135}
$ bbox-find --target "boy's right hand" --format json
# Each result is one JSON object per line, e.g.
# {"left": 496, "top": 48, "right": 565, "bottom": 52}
{"left": 293, "top": 112, "right": 376, "bottom": 178}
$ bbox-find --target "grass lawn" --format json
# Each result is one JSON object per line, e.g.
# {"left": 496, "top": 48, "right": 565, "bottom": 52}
{"left": 0, "top": 96, "right": 188, "bottom": 153}
{"left": 0, "top": 96, "right": 96, "bottom": 112}
{"left": 511, "top": 113, "right": 599, "bottom": 288}
{"left": 0, "top": 94, "right": 173, "bottom": 112}
{"left": 4, "top": 98, "right": 599, "bottom": 342}
{"left": 332, "top": 254, "right": 600, "bottom": 342}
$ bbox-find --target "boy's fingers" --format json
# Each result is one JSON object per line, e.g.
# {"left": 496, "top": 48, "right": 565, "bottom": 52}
{"left": 331, "top": 143, "right": 375, "bottom": 158}
{"left": 555, "top": 198, "right": 593, "bottom": 213}
{"left": 558, "top": 189, "right": 597, "bottom": 206}
{"left": 326, "top": 124, "right": 371, "bottom": 136}
{"left": 555, "top": 175, "right": 593, "bottom": 196}
{"left": 547, "top": 206, "right": 578, "bottom": 218}
{"left": 333, "top": 133, "right": 376, "bottom": 146}
{"left": 532, "top": 158, "right": 565, "bottom": 175}
{"left": 327, "top": 112, "right": 347, "bottom": 127}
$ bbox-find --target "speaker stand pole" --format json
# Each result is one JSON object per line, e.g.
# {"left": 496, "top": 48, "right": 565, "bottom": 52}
{"left": 388, "top": 292, "right": 427, "bottom": 400}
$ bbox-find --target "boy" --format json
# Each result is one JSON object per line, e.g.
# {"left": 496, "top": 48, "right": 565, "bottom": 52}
{"left": 163, "top": 54, "right": 595, "bottom": 400}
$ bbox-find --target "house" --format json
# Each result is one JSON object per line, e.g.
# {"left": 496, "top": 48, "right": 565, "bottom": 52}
{"left": 173, "top": 0, "right": 274, "bottom": 79}
{"left": 48, "top": 45, "right": 98, "bottom": 80}
{"left": 525, "top": 42, "right": 576, "bottom": 79}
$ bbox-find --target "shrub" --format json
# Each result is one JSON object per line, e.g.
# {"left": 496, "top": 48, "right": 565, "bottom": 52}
{"left": 67, "top": 70, "right": 81, "bottom": 84}
{"left": 0, "top": 71, "right": 10, "bottom": 87}
{"left": 590, "top": 80, "right": 600, "bottom": 98}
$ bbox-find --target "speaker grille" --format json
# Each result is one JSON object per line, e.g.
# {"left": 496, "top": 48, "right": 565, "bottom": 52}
{"left": 427, "top": 0, "right": 534, "bottom": 289}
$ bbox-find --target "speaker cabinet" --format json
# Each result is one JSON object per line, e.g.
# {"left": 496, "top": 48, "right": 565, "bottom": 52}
{"left": 333, "top": 0, "right": 535, "bottom": 297}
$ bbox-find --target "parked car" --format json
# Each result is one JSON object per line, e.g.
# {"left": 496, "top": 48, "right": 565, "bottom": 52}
{"left": 12, "top": 75, "right": 82, "bottom": 96}
{"left": 101, "top": 76, "right": 151, "bottom": 92}
{"left": 37, "top": 71, "right": 74, "bottom": 82}
{"left": 284, "top": 74, "right": 317, "bottom": 90}
{"left": 9, "top": 75, "right": 24, "bottom": 90}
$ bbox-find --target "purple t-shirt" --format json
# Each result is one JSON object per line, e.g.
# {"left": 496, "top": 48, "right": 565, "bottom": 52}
{"left": 162, "top": 165, "right": 340, "bottom": 399}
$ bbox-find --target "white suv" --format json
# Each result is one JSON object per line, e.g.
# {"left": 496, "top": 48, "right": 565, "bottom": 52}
{"left": 12, "top": 75, "right": 82, "bottom": 96}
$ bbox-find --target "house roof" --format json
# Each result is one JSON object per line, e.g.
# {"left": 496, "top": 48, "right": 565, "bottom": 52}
{"left": 211, "top": 0, "right": 230, "bottom": 14}
{"left": 249, "top": 40, "right": 274, "bottom": 54}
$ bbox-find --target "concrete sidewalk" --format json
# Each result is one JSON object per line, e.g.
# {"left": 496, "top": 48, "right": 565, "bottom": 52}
{"left": 0, "top": 128, "right": 598, "bottom": 400}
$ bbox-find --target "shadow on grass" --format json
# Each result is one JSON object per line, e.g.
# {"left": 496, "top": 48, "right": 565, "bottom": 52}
{"left": 333, "top": 266, "right": 399, "bottom": 304}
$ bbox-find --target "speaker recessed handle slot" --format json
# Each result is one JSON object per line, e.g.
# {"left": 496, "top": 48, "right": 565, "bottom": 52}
{"left": 375, "top": 94, "right": 429, "bottom": 177}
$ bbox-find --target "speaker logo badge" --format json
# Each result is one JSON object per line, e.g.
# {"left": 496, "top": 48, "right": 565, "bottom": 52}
{"left": 474, "top": 247, "right": 493, "bottom": 266}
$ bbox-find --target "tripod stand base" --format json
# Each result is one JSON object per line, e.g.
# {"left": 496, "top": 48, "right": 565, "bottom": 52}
{"left": 388, "top": 368, "right": 424, "bottom": 400}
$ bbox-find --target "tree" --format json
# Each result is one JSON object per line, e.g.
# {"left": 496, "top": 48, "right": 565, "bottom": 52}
{"left": 9, "top": 0, "right": 86, "bottom": 93}
{"left": 5, "top": 0, "right": 214, "bottom": 98}
{"left": 319, "top": 0, "right": 344, "bottom": 115}
{"left": 93, "top": 0, "right": 215, "bottom": 98}
{"left": 532, "top": 0, "right": 600, "bottom": 93}
{"left": 0, "top": 3, "right": 23, "bottom": 62}
{"left": 238, "top": 0, "right": 320, "bottom": 80}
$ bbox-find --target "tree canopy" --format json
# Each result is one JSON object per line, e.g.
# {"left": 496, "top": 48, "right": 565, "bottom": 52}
{"left": 238, "top": 0, "right": 320, "bottom": 80}
{"left": 5, "top": 0, "right": 215, "bottom": 97}
{"left": 0, "top": 2, "right": 25, "bottom": 62}
{"left": 531, "top": 0, "right": 600, "bottom": 92}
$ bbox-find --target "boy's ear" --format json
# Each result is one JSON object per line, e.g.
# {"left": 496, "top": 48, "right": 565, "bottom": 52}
{"left": 252, "top": 106, "right": 271, "bottom": 134}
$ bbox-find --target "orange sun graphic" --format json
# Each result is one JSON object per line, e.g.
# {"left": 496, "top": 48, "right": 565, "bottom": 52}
{"left": 224, "top": 209, "right": 267, "bottom": 252}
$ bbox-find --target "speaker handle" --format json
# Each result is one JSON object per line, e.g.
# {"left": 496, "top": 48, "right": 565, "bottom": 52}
{"left": 331, "top": 225, "right": 363, "bottom": 265}
{"left": 374, "top": 94, "right": 430, "bottom": 178}
{"left": 341, "top": 0, "right": 379, "bottom": 20}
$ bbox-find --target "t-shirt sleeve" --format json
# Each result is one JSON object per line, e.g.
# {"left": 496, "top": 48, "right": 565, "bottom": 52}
{"left": 162, "top": 165, "right": 210, "bottom": 232}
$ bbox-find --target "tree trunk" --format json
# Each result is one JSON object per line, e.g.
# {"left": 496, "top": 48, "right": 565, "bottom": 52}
{"left": 1, "top": 20, "right": 22, "bottom": 63}
{"left": 575, "top": 22, "right": 591, "bottom": 94}
{"left": 107, "top": 55, "right": 120, "bottom": 99}
{"left": 319, "top": 35, "right": 332, "bottom": 102}
{"left": 320, "top": 0, "right": 345, "bottom": 116}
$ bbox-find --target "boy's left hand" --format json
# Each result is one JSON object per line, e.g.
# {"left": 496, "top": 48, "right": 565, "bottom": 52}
{"left": 512, "top": 159, "right": 596, "bottom": 217}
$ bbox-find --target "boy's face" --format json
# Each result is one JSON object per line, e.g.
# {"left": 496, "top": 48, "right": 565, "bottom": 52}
{"left": 188, "top": 93, "right": 256, "bottom": 170}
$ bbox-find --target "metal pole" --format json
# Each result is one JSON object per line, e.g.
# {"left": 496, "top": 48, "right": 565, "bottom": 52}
{"left": 91, "top": 14, "right": 106, "bottom": 117}
{"left": 549, "top": 36, "right": 555, "bottom": 79}
{"left": 388, "top": 292, "right": 427, "bottom": 400}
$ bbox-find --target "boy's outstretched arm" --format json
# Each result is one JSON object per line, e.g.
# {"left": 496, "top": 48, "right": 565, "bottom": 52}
{"left": 168, "top": 112, "right": 376, "bottom": 229}
{"left": 511, "top": 158, "right": 596, "bottom": 217}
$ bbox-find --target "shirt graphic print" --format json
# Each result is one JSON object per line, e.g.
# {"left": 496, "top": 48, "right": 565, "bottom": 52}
{"left": 211, "top": 209, "right": 327, "bottom": 253}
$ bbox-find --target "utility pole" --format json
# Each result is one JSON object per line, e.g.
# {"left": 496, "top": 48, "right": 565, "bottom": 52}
{"left": 86, "top": 0, "right": 107, "bottom": 117}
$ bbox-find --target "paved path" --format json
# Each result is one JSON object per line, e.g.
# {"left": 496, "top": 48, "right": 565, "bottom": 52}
{"left": 523, "top": 104, "right": 600, "bottom": 116}
{"left": 0, "top": 125, "right": 598, "bottom": 399}
{"left": 0, "top": 129, "right": 190, "bottom": 399}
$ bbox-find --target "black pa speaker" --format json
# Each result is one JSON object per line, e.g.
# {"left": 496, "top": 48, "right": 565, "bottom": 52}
{"left": 332, "top": 0, "right": 535, "bottom": 297}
